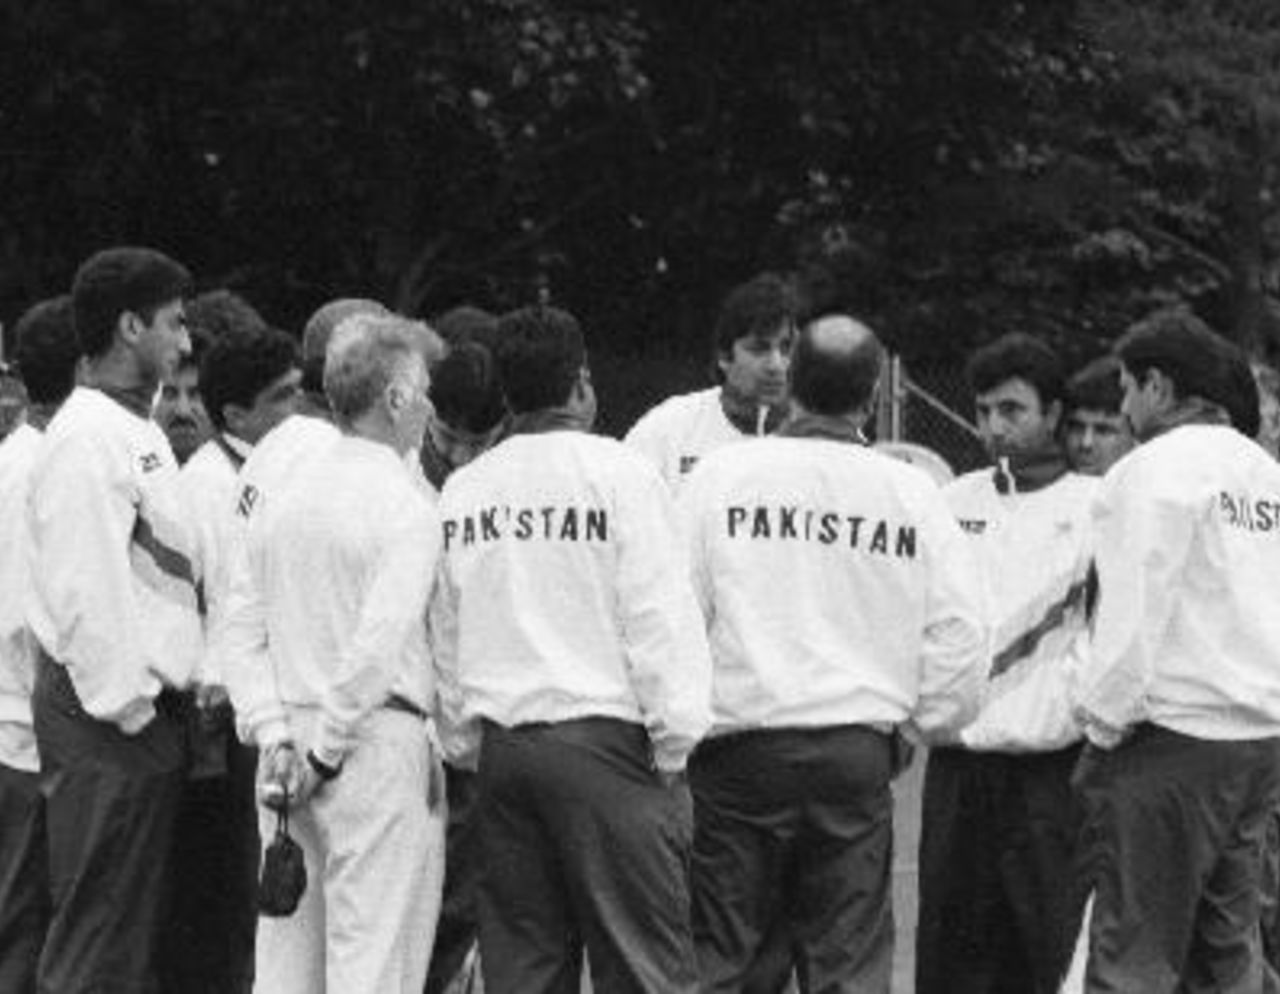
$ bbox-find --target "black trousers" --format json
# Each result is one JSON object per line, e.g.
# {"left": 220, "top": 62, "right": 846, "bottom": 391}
{"left": 424, "top": 764, "right": 481, "bottom": 994}
{"left": 1074, "top": 725, "right": 1280, "bottom": 994}
{"left": 0, "top": 762, "right": 48, "bottom": 994}
{"left": 32, "top": 655, "right": 186, "bottom": 994}
{"left": 690, "top": 725, "right": 895, "bottom": 994}
{"left": 916, "top": 744, "right": 1086, "bottom": 994}
{"left": 475, "top": 717, "right": 697, "bottom": 994}
{"left": 155, "top": 715, "right": 260, "bottom": 994}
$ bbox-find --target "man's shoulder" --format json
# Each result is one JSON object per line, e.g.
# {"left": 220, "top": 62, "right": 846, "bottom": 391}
{"left": 627, "top": 387, "right": 721, "bottom": 436}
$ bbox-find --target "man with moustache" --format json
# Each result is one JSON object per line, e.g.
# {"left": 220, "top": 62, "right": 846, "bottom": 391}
{"left": 916, "top": 333, "right": 1097, "bottom": 994}
{"left": 1062, "top": 356, "right": 1134, "bottom": 477}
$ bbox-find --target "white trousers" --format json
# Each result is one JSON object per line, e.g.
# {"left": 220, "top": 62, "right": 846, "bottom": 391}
{"left": 254, "top": 709, "right": 446, "bottom": 994}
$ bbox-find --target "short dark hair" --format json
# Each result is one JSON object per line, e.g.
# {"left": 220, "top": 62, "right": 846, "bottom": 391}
{"left": 186, "top": 289, "right": 267, "bottom": 342}
{"left": 713, "top": 272, "right": 798, "bottom": 359}
{"left": 200, "top": 326, "right": 300, "bottom": 431}
{"left": 430, "top": 340, "right": 506, "bottom": 434}
{"left": 176, "top": 326, "right": 215, "bottom": 375}
{"left": 1114, "top": 308, "right": 1260, "bottom": 434}
{"left": 11, "top": 295, "right": 80, "bottom": 406}
{"left": 494, "top": 306, "right": 585, "bottom": 414}
{"left": 790, "top": 317, "right": 884, "bottom": 416}
{"left": 71, "top": 247, "right": 191, "bottom": 358}
{"left": 1064, "top": 356, "right": 1124, "bottom": 416}
{"left": 434, "top": 306, "right": 500, "bottom": 350}
{"left": 966, "top": 333, "right": 1065, "bottom": 409}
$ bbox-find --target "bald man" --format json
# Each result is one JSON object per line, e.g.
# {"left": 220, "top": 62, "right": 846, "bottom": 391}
{"left": 679, "top": 312, "right": 987, "bottom": 992}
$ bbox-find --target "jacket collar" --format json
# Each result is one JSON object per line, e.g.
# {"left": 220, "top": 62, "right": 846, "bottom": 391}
{"left": 720, "top": 384, "right": 789, "bottom": 436}
{"left": 992, "top": 448, "right": 1070, "bottom": 495}
{"left": 92, "top": 383, "right": 153, "bottom": 420}
{"left": 508, "top": 407, "right": 587, "bottom": 436}
{"left": 776, "top": 413, "right": 868, "bottom": 445}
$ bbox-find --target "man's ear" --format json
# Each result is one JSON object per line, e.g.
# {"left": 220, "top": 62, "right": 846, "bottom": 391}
{"left": 117, "top": 311, "right": 142, "bottom": 347}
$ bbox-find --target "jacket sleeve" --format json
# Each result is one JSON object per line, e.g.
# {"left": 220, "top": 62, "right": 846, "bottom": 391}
{"left": 29, "top": 432, "right": 157, "bottom": 733}
{"left": 1073, "top": 463, "right": 1193, "bottom": 745}
{"left": 615, "top": 462, "right": 713, "bottom": 771}
{"left": 428, "top": 547, "right": 481, "bottom": 769}
{"left": 215, "top": 492, "right": 290, "bottom": 749}
{"left": 910, "top": 493, "right": 988, "bottom": 744}
{"left": 311, "top": 497, "right": 440, "bottom": 769}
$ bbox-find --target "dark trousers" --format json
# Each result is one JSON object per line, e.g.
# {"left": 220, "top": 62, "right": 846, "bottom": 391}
{"left": 0, "top": 763, "right": 48, "bottom": 994}
{"left": 1074, "top": 725, "right": 1280, "bottom": 994}
{"left": 916, "top": 744, "right": 1086, "bottom": 994}
{"left": 33, "top": 655, "right": 186, "bottom": 994}
{"left": 424, "top": 765, "right": 481, "bottom": 994}
{"left": 475, "top": 717, "right": 697, "bottom": 994}
{"left": 690, "top": 725, "right": 894, "bottom": 994}
{"left": 156, "top": 720, "right": 260, "bottom": 994}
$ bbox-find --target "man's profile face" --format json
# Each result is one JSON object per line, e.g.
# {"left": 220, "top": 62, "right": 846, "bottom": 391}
{"left": 1064, "top": 407, "right": 1133, "bottom": 476}
{"left": 133, "top": 299, "right": 191, "bottom": 385}
{"left": 718, "top": 323, "right": 794, "bottom": 408}
{"left": 975, "top": 377, "right": 1060, "bottom": 461}
{"left": 154, "top": 363, "right": 212, "bottom": 464}
{"left": 1119, "top": 365, "right": 1164, "bottom": 443}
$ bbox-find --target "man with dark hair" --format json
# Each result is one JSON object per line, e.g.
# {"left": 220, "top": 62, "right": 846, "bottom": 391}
{"left": 681, "top": 314, "right": 986, "bottom": 992}
{"left": 1062, "top": 356, "right": 1134, "bottom": 476}
{"left": 1072, "top": 310, "right": 1280, "bottom": 992}
{"left": 432, "top": 304, "right": 712, "bottom": 994}
{"left": 27, "top": 246, "right": 201, "bottom": 992}
{"left": 159, "top": 324, "right": 301, "bottom": 994}
{"left": 420, "top": 329, "right": 509, "bottom": 493}
{"left": 916, "top": 332, "right": 1097, "bottom": 994}
{"left": 153, "top": 327, "right": 214, "bottom": 465}
{"left": 0, "top": 295, "right": 80, "bottom": 991}
{"left": 185, "top": 288, "right": 267, "bottom": 341}
{"left": 627, "top": 272, "right": 796, "bottom": 490}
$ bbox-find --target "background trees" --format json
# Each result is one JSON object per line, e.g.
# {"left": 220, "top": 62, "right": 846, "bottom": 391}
{"left": 2, "top": 0, "right": 1278, "bottom": 408}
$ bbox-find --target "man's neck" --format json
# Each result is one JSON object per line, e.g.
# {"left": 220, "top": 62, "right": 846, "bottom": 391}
{"left": 83, "top": 354, "right": 155, "bottom": 419}
{"left": 509, "top": 406, "right": 590, "bottom": 436}
{"left": 25, "top": 403, "right": 59, "bottom": 431}
{"left": 720, "top": 383, "right": 788, "bottom": 436}
{"left": 1146, "top": 398, "right": 1232, "bottom": 440}
{"left": 777, "top": 408, "right": 868, "bottom": 445}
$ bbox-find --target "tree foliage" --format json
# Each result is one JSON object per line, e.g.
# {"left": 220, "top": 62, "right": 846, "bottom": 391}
{"left": 2, "top": 0, "right": 1278, "bottom": 374}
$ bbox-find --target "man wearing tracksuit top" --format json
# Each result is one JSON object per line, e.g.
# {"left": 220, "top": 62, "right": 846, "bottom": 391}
{"left": 26, "top": 247, "right": 200, "bottom": 993}
{"left": 916, "top": 333, "right": 1098, "bottom": 994}
{"left": 1074, "top": 310, "right": 1280, "bottom": 993}
{"left": 0, "top": 296, "right": 80, "bottom": 993}
{"left": 432, "top": 304, "right": 713, "bottom": 994}
{"left": 680, "top": 314, "right": 987, "bottom": 992}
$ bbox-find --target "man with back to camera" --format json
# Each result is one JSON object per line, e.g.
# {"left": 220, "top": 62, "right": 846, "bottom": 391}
{"left": 915, "top": 333, "right": 1098, "bottom": 994}
{"left": 1062, "top": 355, "right": 1134, "bottom": 477}
{"left": 431, "top": 304, "right": 713, "bottom": 994}
{"left": 26, "top": 247, "right": 202, "bottom": 993}
{"left": 161, "top": 319, "right": 302, "bottom": 994}
{"left": 229, "top": 315, "right": 447, "bottom": 993}
{"left": 679, "top": 311, "right": 987, "bottom": 992}
{"left": 0, "top": 295, "right": 80, "bottom": 993}
{"left": 626, "top": 272, "right": 796, "bottom": 491}
{"left": 1072, "top": 310, "right": 1280, "bottom": 993}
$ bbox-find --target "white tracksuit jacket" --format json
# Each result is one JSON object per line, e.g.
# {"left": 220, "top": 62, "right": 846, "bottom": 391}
{"left": 626, "top": 387, "right": 763, "bottom": 492}
{"left": 1076, "top": 424, "right": 1280, "bottom": 743}
{"left": 679, "top": 432, "right": 987, "bottom": 742}
{"left": 26, "top": 387, "right": 202, "bottom": 733}
{"left": 432, "top": 428, "right": 713, "bottom": 772}
{"left": 944, "top": 467, "right": 1098, "bottom": 752}
{"left": 0, "top": 424, "right": 43, "bottom": 770}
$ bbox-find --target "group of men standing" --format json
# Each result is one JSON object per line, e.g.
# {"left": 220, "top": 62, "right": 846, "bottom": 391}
{"left": 0, "top": 244, "right": 1278, "bottom": 994}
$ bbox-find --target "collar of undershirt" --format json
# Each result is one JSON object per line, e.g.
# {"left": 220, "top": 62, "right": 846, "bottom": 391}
{"left": 993, "top": 449, "right": 1070, "bottom": 494}
{"left": 508, "top": 408, "right": 585, "bottom": 436}
{"left": 720, "top": 385, "right": 788, "bottom": 436}
{"left": 92, "top": 383, "right": 153, "bottom": 420}
{"left": 775, "top": 413, "right": 868, "bottom": 445}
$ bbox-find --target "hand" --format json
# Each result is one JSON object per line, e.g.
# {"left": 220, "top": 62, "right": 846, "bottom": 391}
{"left": 257, "top": 742, "right": 321, "bottom": 809}
{"left": 195, "top": 682, "right": 229, "bottom": 711}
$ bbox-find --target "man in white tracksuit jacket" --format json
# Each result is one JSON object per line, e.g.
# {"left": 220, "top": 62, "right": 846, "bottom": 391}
{"left": 432, "top": 304, "right": 713, "bottom": 994}
{"left": 0, "top": 296, "right": 80, "bottom": 993}
{"left": 1073, "top": 310, "right": 1280, "bottom": 993}
{"left": 917, "top": 333, "right": 1097, "bottom": 994}
{"left": 680, "top": 313, "right": 987, "bottom": 992}
{"left": 227, "top": 316, "right": 446, "bottom": 994}
{"left": 626, "top": 272, "right": 796, "bottom": 492}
